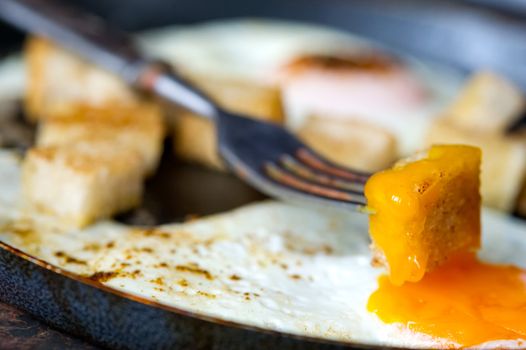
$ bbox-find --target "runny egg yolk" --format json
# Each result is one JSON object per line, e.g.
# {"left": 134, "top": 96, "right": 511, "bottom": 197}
{"left": 367, "top": 253, "right": 526, "bottom": 347}
{"left": 364, "top": 145, "right": 481, "bottom": 286}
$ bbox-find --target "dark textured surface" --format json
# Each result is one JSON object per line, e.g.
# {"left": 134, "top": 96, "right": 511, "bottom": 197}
{"left": 0, "top": 302, "right": 98, "bottom": 350}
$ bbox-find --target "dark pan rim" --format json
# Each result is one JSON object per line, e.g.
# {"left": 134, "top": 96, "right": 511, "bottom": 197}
{"left": 0, "top": 238, "right": 409, "bottom": 350}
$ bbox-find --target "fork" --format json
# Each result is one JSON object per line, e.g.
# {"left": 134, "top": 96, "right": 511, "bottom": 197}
{"left": 0, "top": 0, "right": 369, "bottom": 212}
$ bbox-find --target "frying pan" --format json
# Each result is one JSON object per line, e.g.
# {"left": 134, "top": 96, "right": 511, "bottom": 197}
{"left": 0, "top": 0, "right": 525, "bottom": 348}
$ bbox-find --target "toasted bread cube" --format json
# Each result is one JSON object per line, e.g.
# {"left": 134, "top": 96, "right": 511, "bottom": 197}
{"left": 25, "top": 37, "right": 138, "bottom": 121}
{"left": 297, "top": 115, "right": 397, "bottom": 172}
{"left": 426, "top": 118, "right": 526, "bottom": 212}
{"left": 37, "top": 103, "right": 165, "bottom": 176}
{"left": 172, "top": 71, "right": 283, "bottom": 170}
{"left": 173, "top": 114, "right": 224, "bottom": 169}
{"left": 22, "top": 142, "right": 144, "bottom": 228}
{"left": 365, "top": 145, "right": 481, "bottom": 285}
{"left": 445, "top": 71, "right": 524, "bottom": 133}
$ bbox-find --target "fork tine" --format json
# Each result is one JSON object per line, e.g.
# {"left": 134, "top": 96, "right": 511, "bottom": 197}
{"left": 280, "top": 154, "right": 365, "bottom": 193}
{"left": 265, "top": 162, "right": 367, "bottom": 205}
{"left": 296, "top": 148, "right": 370, "bottom": 183}
{"left": 216, "top": 111, "right": 370, "bottom": 210}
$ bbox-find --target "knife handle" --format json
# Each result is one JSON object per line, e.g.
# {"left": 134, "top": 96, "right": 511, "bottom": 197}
{"left": 0, "top": 0, "right": 219, "bottom": 118}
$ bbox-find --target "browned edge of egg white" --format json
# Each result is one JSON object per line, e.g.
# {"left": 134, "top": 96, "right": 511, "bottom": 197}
{"left": 0, "top": 240, "right": 406, "bottom": 350}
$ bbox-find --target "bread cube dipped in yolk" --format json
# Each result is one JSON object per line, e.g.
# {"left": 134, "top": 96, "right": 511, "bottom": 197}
{"left": 364, "top": 145, "right": 481, "bottom": 286}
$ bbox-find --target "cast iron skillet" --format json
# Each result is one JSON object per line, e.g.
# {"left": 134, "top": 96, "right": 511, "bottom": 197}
{"left": 0, "top": 1, "right": 525, "bottom": 349}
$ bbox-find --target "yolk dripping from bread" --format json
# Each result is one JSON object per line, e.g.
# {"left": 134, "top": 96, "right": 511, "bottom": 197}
{"left": 364, "top": 145, "right": 481, "bottom": 286}
{"left": 367, "top": 253, "right": 526, "bottom": 347}
{"left": 365, "top": 145, "right": 526, "bottom": 346}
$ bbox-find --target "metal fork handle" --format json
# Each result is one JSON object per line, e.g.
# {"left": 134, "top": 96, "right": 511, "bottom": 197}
{"left": 0, "top": 0, "right": 219, "bottom": 119}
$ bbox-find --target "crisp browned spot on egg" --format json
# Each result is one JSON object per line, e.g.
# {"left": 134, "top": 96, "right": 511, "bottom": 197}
{"left": 139, "top": 228, "right": 171, "bottom": 239}
{"left": 54, "top": 251, "right": 87, "bottom": 265}
{"left": 197, "top": 291, "right": 216, "bottom": 299}
{"left": 177, "top": 279, "right": 189, "bottom": 287}
{"left": 175, "top": 264, "right": 214, "bottom": 280}
{"left": 150, "top": 277, "right": 164, "bottom": 286}
{"left": 0, "top": 220, "right": 42, "bottom": 248}
{"left": 242, "top": 292, "right": 260, "bottom": 301}
{"left": 87, "top": 271, "right": 118, "bottom": 283}
{"left": 129, "top": 270, "right": 141, "bottom": 278}
{"left": 368, "top": 253, "right": 526, "bottom": 347}
{"left": 82, "top": 243, "right": 101, "bottom": 252}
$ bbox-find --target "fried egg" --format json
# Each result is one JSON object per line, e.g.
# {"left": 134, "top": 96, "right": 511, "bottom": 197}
{"left": 139, "top": 19, "right": 464, "bottom": 155}
{"left": 0, "top": 151, "right": 525, "bottom": 349}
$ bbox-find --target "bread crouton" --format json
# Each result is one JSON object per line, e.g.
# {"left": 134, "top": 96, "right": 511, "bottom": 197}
{"left": 25, "top": 37, "right": 139, "bottom": 121}
{"left": 365, "top": 145, "right": 481, "bottom": 285}
{"left": 24, "top": 37, "right": 167, "bottom": 226}
{"left": 426, "top": 118, "right": 526, "bottom": 212}
{"left": 444, "top": 71, "right": 524, "bottom": 134}
{"left": 297, "top": 115, "right": 397, "bottom": 172}
{"left": 172, "top": 72, "right": 283, "bottom": 170}
{"left": 37, "top": 103, "right": 165, "bottom": 176}
{"left": 22, "top": 142, "right": 144, "bottom": 228}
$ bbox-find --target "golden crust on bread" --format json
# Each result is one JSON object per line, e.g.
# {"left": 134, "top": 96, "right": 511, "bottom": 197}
{"left": 173, "top": 113, "right": 224, "bottom": 170}
{"left": 365, "top": 145, "right": 481, "bottom": 285}
{"left": 37, "top": 103, "right": 165, "bottom": 176}
{"left": 25, "top": 37, "right": 139, "bottom": 121}
{"left": 23, "top": 36, "right": 167, "bottom": 226}
{"left": 429, "top": 71, "right": 526, "bottom": 214}
{"left": 426, "top": 118, "right": 526, "bottom": 212}
{"left": 444, "top": 71, "right": 524, "bottom": 134}
{"left": 172, "top": 72, "right": 284, "bottom": 170}
{"left": 297, "top": 115, "right": 397, "bottom": 172}
{"left": 186, "top": 72, "right": 284, "bottom": 121}
{"left": 22, "top": 143, "right": 144, "bottom": 228}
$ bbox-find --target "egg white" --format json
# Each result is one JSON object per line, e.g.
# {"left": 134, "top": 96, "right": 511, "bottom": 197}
{"left": 0, "top": 151, "right": 524, "bottom": 349}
